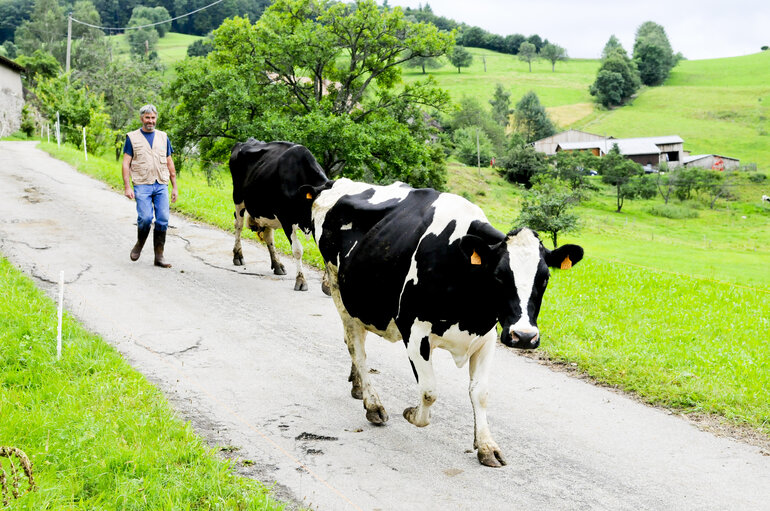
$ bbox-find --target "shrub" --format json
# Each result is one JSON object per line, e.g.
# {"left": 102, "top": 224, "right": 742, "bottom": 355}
{"left": 748, "top": 173, "right": 767, "bottom": 183}
{"left": 647, "top": 204, "right": 699, "bottom": 219}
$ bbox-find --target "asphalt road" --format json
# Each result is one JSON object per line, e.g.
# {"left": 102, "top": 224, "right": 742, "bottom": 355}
{"left": 2, "top": 141, "right": 769, "bottom": 511}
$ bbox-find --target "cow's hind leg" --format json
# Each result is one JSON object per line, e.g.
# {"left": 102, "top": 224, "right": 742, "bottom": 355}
{"left": 469, "top": 330, "right": 506, "bottom": 468}
{"left": 402, "top": 331, "right": 437, "bottom": 428}
{"left": 343, "top": 315, "right": 388, "bottom": 424}
{"left": 233, "top": 203, "right": 246, "bottom": 266}
{"left": 260, "top": 227, "right": 286, "bottom": 276}
{"left": 289, "top": 227, "right": 308, "bottom": 291}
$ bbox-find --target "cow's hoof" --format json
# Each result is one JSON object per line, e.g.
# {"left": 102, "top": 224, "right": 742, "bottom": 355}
{"left": 272, "top": 264, "right": 286, "bottom": 276}
{"left": 477, "top": 445, "right": 506, "bottom": 468}
{"left": 233, "top": 256, "right": 244, "bottom": 266}
{"left": 365, "top": 404, "right": 389, "bottom": 425}
{"left": 350, "top": 386, "right": 363, "bottom": 400}
{"left": 402, "top": 406, "right": 429, "bottom": 427}
{"left": 321, "top": 280, "right": 331, "bottom": 296}
{"left": 294, "top": 280, "right": 308, "bottom": 291}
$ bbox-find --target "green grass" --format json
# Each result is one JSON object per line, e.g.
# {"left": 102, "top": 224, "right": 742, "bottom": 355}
{"left": 0, "top": 257, "right": 286, "bottom": 509}
{"left": 107, "top": 32, "right": 202, "bottom": 76}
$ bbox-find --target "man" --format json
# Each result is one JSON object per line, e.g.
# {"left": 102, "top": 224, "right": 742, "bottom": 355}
{"left": 122, "top": 104, "right": 178, "bottom": 268}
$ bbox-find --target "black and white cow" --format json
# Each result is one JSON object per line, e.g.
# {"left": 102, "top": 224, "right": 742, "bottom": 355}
{"left": 762, "top": 195, "right": 770, "bottom": 203}
{"left": 304, "top": 178, "right": 583, "bottom": 467}
{"left": 230, "top": 139, "right": 329, "bottom": 291}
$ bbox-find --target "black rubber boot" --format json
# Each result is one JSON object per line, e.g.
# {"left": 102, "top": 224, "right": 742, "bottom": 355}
{"left": 153, "top": 229, "right": 172, "bottom": 268}
{"left": 130, "top": 227, "right": 151, "bottom": 261}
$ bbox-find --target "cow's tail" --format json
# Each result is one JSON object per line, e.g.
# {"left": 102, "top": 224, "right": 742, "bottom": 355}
{"left": 229, "top": 142, "right": 245, "bottom": 205}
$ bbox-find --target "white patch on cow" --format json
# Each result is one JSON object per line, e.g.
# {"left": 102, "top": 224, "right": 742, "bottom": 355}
{"left": 430, "top": 322, "right": 493, "bottom": 368}
{"left": 399, "top": 193, "right": 489, "bottom": 313}
{"left": 312, "top": 178, "right": 410, "bottom": 242}
{"left": 340, "top": 223, "right": 353, "bottom": 230}
{"left": 251, "top": 215, "right": 282, "bottom": 229}
{"left": 506, "top": 229, "right": 542, "bottom": 337}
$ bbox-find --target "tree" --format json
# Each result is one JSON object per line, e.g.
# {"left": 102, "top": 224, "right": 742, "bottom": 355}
{"left": 513, "top": 90, "right": 555, "bottom": 143}
{"left": 450, "top": 96, "right": 506, "bottom": 155}
{"left": 0, "top": 0, "right": 33, "bottom": 44}
{"left": 526, "top": 34, "right": 543, "bottom": 51}
{"left": 589, "top": 50, "right": 640, "bottom": 107}
{"left": 130, "top": 6, "right": 171, "bottom": 37}
{"left": 599, "top": 144, "right": 643, "bottom": 212}
{"left": 169, "top": 0, "right": 454, "bottom": 189}
{"left": 187, "top": 37, "right": 213, "bottom": 58}
{"left": 14, "top": 0, "right": 67, "bottom": 64}
{"left": 503, "top": 34, "right": 525, "bottom": 54}
{"left": 448, "top": 45, "right": 472, "bottom": 73}
{"left": 601, "top": 35, "right": 624, "bottom": 59}
{"left": 548, "top": 150, "right": 600, "bottom": 199}
{"left": 497, "top": 139, "right": 550, "bottom": 187}
{"left": 406, "top": 53, "right": 443, "bottom": 74}
{"left": 518, "top": 41, "right": 537, "bottom": 71}
{"left": 453, "top": 126, "right": 495, "bottom": 167}
{"left": 633, "top": 21, "right": 676, "bottom": 86}
{"left": 488, "top": 83, "right": 512, "bottom": 127}
{"left": 516, "top": 177, "right": 580, "bottom": 248}
{"left": 15, "top": 49, "right": 60, "bottom": 88}
{"left": 540, "top": 43, "right": 567, "bottom": 72}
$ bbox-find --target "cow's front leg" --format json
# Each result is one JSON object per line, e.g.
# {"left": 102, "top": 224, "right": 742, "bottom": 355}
{"left": 289, "top": 227, "right": 308, "bottom": 291}
{"left": 232, "top": 203, "right": 246, "bottom": 266}
{"left": 343, "top": 315, "right": 388, "bottom": 424}
{"left": 469, "top": 330, "right": 506, "bottom": 468}
{"left": 261, "top": 227, "right": 286, "bottom": 275}
{"left": 403, "top": 332, "right": 437, "bottom": 428}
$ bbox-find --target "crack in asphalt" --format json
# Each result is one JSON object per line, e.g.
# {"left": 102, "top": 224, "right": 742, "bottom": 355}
{"left": 176, "top": 233, "right": 277, "bottom": 278}
{"left": 31, "top": 263, "right": 92, "bottom": 284}
{"left": 133, "top": 336, "right": 203, "bottom": 356}
{"left": 0, "top": 238, "right": 52, "bottom": 250}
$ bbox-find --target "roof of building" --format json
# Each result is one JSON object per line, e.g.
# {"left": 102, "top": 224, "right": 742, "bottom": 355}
{"left": 0, "top": 54, "right": 24, "bottom": 73}
{"left": 619, "top": 135, "right": 684, "bottom": 145}
{"left": 684, "top": 154, "right": 739, "bottom": 163}
{"left": 558, "top": 139, "right": 662, "bottom": 156}
{"left": 532, "top": 129, "right": 608, "bottom": 144}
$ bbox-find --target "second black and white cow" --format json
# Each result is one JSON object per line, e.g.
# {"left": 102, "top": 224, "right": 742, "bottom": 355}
{"left": 230, "top": 139, "right": 329, "bottom": 291}
{"left": 305, "top": 178, "right": 583, "bottom": 467}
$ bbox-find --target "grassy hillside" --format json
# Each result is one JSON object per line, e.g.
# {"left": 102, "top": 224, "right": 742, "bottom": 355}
{"left": 574, "top": 52, "right": 770, "bottom": 169}
{"left": 107, "top": 32, "right": 202, "bottom": 69}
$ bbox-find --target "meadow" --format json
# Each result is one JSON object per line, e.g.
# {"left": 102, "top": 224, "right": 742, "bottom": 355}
{"left": 0, "top": 256, "right": 285, "bottom": 509}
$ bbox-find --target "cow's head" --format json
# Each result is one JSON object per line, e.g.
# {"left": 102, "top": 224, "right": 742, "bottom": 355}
{"left": 459, "top": 228, "right": 583, "bottom": 350}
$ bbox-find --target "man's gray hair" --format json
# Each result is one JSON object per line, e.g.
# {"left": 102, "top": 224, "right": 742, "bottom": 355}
{"left": 139, "top": 104, "right": 157, "bottom": 115}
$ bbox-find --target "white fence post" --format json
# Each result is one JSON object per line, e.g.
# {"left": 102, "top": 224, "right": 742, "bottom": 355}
{"left": 82, "top": 127, "right": 87, "bottom": 161}
{"left": 56, "top": 112, "right": 61, "bottom": 148}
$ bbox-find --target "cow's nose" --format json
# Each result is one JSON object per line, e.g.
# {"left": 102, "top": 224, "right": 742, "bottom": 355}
{"left": 512, "top": 330, "right": 540, "bottom": 348}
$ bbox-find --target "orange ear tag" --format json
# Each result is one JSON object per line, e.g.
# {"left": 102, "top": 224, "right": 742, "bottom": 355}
{"left": 306, "top": 193, "right": 313, "bottom": 199}
{"left": 470, "top": 250, "right": 482, "bottom": 266}
{"left": 560, "top": 255, "right": 572, "bottom": 270}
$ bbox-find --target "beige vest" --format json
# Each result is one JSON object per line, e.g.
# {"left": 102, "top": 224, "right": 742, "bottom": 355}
{"left": 127, "top": 129, "right": 170, "bottom": 185}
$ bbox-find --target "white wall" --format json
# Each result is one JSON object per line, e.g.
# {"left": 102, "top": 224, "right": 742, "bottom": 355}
{"left": 0, "top": 64, "right": 24, "bottom": 137}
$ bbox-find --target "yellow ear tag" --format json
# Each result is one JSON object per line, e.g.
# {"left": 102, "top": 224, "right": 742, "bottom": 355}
{"left": 560, "top": 255, "right": 572, "bottom": 270}
{"left": 306, "top": 193, "right": 313, "bottom": 199}
{"left": 470, "top": 250, "right": 482, "bottom": 266}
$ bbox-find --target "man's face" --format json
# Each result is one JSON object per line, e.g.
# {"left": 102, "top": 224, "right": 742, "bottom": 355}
{"left": 141, "top": 112, "right": 157, "bottom": 132}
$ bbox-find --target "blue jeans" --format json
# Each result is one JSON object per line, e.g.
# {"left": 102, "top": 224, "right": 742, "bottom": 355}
{"left": 134, "top": 182, "right": 169, "bottom": 232}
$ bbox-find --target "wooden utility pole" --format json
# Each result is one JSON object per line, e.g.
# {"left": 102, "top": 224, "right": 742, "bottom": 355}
{"left": 65, "top": 14, "right": 72, "bottom": 73}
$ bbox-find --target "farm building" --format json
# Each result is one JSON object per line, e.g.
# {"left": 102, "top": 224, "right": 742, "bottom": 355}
{"left": 532, "top": 129, "right": 609, "bottom": 155}
{"left": 554, "top": 135, "right": 686, "bottom": 168}
{"left": 683, "top": 154, "right": 740, "bottom": 170}
{"left": 0, "top": 55, "right": 24, "bottom": 137}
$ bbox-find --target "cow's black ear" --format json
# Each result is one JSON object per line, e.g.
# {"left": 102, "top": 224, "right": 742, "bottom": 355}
{"left": 544, "top": 244, "right": 584, "bottom": 270}
{"left": 298, "top": 182, "right": 331, "bottom": 201}
{"left": 459, "top": 235, "right": 494, "bottom": 268}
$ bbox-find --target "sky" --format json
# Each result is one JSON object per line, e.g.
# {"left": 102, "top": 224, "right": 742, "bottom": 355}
{"left": 388, "top": 0, "right": 769, "bottom": 60}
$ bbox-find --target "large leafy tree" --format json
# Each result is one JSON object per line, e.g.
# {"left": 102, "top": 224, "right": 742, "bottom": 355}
{"left": 168, "top": 0, "right": 454, "bottom": 188}
{"left": 518, "top": 41, "right": 537, "bottom": 71}
{"left": 599, "top": 144, "right": 644, "bottom": 212}
{"left": 448, "top": 45, "right": 472, "bottom": 73}
{"left": 589, "top": 41, "right": 640, "bottom": 107}
{"left": 516, "top": 177, "right": 580, "bottom": 248}
{"left": 14, "top": 0, "right": 66, "bottom": 63}
{"left": 633, "top": 21, "right": 676, "bottom": 86}
{"left": 512, "top": 90, "right": 555, "bottom": 143}
{"left": 540, "top": 43, "right": 567, "bottom": 72}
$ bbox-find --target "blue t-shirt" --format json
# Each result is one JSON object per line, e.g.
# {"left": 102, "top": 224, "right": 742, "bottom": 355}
{"left": 123, "top": 129, "right": 173, "bottom": 158}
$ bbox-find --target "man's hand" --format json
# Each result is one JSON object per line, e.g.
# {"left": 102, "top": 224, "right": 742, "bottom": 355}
{"left": 171, "top": 187, "right": 178, "bottom": 203}
{"left": 124, "top": 186, "right": 134, "bottom": 200}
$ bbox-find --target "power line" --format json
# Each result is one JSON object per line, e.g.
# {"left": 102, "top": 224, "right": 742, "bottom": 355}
{"left": 69, "top": 0, "right": 226, "bottom": 31}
